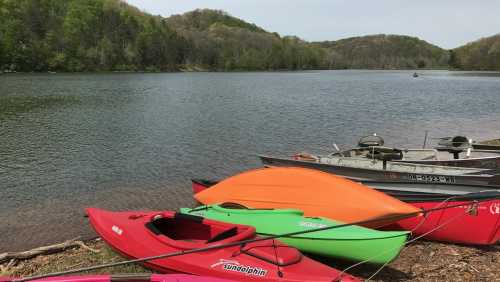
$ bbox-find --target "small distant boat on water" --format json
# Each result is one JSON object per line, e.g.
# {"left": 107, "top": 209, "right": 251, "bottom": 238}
{"left": 86, "top": 207, "right": 361, "bottom": 282}
{"left": 181, "top": 204, "right": 409, "bottom": 264}
{"left": 0, "top": 274, "right": 235, "bottom": 282}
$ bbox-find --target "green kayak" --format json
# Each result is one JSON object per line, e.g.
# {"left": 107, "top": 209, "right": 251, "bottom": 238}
{"left": 180, "top": 205, "right": 409, "bottom": 264}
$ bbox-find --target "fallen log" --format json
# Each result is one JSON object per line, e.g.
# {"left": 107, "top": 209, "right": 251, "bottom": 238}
{"left": 0, "top": 237, "right": 99, "bottom": 264}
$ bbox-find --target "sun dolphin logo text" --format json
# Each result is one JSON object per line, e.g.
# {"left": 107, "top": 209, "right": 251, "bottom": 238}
{"left": 211, "top": 259, "right": 267, "bottom": 277}
{"left": 299, "top": 221, "right": 327, "bottom": 228}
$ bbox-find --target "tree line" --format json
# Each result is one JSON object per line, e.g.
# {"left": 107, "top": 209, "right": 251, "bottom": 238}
{"left": 0, "top": 0, "right": 498, "bottom": 72}
{"left": 316, "top": 35, "right": 449, "bottom": 69}
{"left": 0, "top": 0, "right": 327, "bottom": 72}
{"left": 449, "top": 34, "right": 500, "bottom": 71}
{"left": 0, "top": 0, "right": 186, "bottom": 71}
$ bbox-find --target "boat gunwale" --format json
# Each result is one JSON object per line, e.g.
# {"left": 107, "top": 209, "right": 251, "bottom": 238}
{"left": 258, "top": 154, "right": 497, "bottom": 177}
{"left": 318, "top": 156, "right": 491, "bottom": 174}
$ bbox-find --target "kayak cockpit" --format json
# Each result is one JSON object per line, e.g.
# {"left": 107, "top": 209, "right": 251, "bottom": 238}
{"left": 145, "top": 212, "right": 255, "bottom": 249}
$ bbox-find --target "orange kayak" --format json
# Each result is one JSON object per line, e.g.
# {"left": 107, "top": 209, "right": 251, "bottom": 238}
{"left": 194, "top": 167, "right": 421, "bottom": 228}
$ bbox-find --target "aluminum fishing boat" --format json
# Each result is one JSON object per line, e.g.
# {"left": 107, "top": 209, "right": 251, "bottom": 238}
{"left": 259, "top": 154, "right": 500, "bottom": 187}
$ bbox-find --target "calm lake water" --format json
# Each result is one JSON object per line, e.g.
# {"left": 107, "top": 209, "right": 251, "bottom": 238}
{"left": 1, "top": 70, "right": 500, "bottom": 251}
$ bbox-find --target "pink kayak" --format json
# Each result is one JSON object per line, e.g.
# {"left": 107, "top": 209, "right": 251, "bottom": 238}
{"left": 0, "top": 274, "right": 235, "bottom": 282}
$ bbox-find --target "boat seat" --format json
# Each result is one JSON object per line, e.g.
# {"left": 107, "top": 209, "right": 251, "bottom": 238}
{"left": 367, "top": 147, "right": 403, "bottom": 161}
{"left": 207, "top": 227, "right": 238, "bottom": 243}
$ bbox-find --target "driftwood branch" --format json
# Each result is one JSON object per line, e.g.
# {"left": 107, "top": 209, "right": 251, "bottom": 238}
{"left": 74, "top": 241, "right": 100, "bottom": 254}
{"left": 0, "top": 259, "right": 16, "bottom": 274}
{"left": 0, "top": 237, "right": 99, "bottom": 264}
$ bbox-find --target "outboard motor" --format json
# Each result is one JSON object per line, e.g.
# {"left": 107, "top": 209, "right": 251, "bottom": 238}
{"left": 437, "top": 135, "right": 471, "bottom": 159}
{"left": 358, "top": 134, "right": 384, "bottom": 147}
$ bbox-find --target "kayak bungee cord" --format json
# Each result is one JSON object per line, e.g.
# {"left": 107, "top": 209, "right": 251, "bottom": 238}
{"left": 13, "top": 200, "right": 489, "bottom": 282}
{"left": 339, "top": 199, "right": 479, "bottom": 281}
{"left": 272, "top": 239, "right": 283, "bottom": 278}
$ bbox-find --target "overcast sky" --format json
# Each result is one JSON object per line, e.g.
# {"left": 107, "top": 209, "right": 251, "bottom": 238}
{"left": 125, "top": 0, "right": 499, "bottom": 49}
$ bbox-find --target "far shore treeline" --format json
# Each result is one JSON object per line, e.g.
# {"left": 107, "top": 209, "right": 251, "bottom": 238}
{"left": 0, "top": 0, "right": 499, "bottom": 72}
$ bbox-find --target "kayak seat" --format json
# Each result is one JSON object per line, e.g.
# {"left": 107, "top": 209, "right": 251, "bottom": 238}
{"left": 207, "top": 227, "right": 238, "bottom": 243}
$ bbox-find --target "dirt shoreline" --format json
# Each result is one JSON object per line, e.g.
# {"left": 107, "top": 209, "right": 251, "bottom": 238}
{"left": 1, "top": 238, "right": 498, "bottom": 281}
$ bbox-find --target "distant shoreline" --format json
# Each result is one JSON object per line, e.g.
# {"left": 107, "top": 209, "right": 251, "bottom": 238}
{"left": 2, "top": 3, "right": 500, "bottom": 74}
{"left": 8, "top": 68, "right": 500, "bottom": 75}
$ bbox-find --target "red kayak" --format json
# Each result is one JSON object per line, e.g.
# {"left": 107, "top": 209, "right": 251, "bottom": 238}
{"left": 0, "top": 274, "right": 234, "bottom": 282}
{"left": 86, "top": 208, "right": 360, "bottom": 282}
{"left": 191, "top": 179, "right": 500, "bottom": 245}
{"left": 387, "top": 197, "right": 500, "bottom": 245}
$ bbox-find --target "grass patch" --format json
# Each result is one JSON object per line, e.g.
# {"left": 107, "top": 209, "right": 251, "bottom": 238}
{"left": 1, "top": 239, "right": 151, "bottom": 278}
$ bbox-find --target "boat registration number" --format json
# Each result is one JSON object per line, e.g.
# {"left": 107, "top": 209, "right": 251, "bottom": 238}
{"left": 408, "top": 174, "right": 455, "bottom": 183}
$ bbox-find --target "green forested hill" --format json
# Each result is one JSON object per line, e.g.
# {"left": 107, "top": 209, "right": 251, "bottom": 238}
{"left": 450, "top": 34, "right": 500, "bottom": 70}
{"left": 316, "top": 35, "right": 450, "bottom": 69}
{"left": 0, "top": 1, "right": 326, "bottom": 71}
{"left": 0, "top": 0, "right": 187, "bottom": 71}
{"left": 167, "top": 9, "right": 266, "bottom": 33}
{"left": 0, "top": 0, "right": 498, "bottom": 72}
{"left": 165, "top": 9, "right": 327, "bottom": 71}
